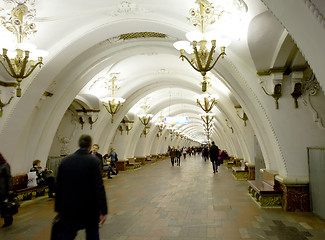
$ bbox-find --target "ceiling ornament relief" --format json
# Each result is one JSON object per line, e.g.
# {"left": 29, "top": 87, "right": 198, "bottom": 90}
{"left": 109, "top": 1, "right": 150, "bottom": 17}
{"left": 304, "top": 0, "right": 325, "bottom": 28}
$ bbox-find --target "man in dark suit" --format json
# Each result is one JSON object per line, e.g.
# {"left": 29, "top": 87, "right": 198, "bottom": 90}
{"left": 209, "top": 141, "right": 220, "bottom": 173}
{"left": 90, "top": 144, "right": 104, "bottom": 171}
{"left": 55, "top": 134, "right": 108, "bottom": 239}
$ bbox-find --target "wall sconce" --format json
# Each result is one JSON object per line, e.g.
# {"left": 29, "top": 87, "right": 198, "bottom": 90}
{"left": 196, "top": 94, "right": 218, "bottom": 113}
{"left": 87, "top": 110, "right": 99, "bottom": 130}
{"left": 103, "top": 75, "right": 125, "bottom": 123}
{"left": 225, "top": 119, "right": 234, "bottom": 133}
{"left": 122, "top": 119, "right": 134, "bottom": 135}
{"left": 235, "top": 106, "right": 248, "bottom": 126}
{"left": 0, "top": 3, "right": 48, "bottom": 97}
{"left": 78, "top": 114, "right": 85, "bottom": 130}
{"left": 262, "top": 83, "right": 282, "bottom": 109}
{"left": 0, "top": 96, "right": 13, "bottom": 117}
{"left": 291, "top": 71, "right": 304, "bottom": 108}
{"left": 173, "top": 1, "right": 233, "bottom": 91}
{"left": 77, "top": 109, "right": 99, "bottom": 129}
{"left": 118, "top": 125, "right": 123, "bottom": 135}
{"left": 258, "top": 69, "right": 284, "bottom": 109}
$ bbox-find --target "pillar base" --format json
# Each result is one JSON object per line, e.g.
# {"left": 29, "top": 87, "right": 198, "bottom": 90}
{"left": 276, "top": 176, "right": 310, "bottom": 212}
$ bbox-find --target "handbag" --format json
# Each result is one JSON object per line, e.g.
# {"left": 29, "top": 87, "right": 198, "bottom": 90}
{"left": 51, "top": 214, "right": 62, "bottom": 240}
{"left": 3, "top": 193, "right": 20, "bottom": 216}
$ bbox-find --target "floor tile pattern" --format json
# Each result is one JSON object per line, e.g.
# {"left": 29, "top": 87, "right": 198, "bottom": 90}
{"left": 1, "top": 155, "right": 325, "bottom": 239}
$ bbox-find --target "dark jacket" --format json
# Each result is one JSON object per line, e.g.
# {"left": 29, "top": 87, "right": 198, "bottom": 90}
{"left": 55, "top": 148, "right": 108, "bottom": 230}
{"left": 109, "top": 151, "right": 118, "bottom": 162}
{"left": 0, "top": 162, "right": 12, "bottom": 201}
{"left": 90, "top": 152, "right": 103, "bottom": 170}
{"left": 209, "top": 144, "right": 219, "bottom": 162}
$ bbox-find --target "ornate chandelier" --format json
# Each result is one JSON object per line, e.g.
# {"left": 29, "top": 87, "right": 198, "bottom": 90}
{"left": 174, "top": 0, "right": 231, "bottom": 92}
{"left": 137, "top": 100, "right": 153, "bottom": 136}
{"left": 200, "top": 112, "right": 214, "bottom": 125}
{"left": 196, "top": 93, "right": 218, "bottom": 113}
{"left": 0, "top": 2, "right": 48, "bottom": 97}
{"left": 103, "top": 75, "right": 125, "bottom": 123}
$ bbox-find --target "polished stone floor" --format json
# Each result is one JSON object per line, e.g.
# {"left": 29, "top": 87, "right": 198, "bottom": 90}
{"left": 1, "top": 154, "right": 325, "bottom": 240}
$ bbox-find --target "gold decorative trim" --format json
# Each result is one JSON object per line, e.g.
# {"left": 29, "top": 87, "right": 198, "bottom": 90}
{"left": 119, "top": 32, "right": 167, "bottom": 40}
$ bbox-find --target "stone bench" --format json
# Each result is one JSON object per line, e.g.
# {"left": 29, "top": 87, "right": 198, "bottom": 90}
{"left": 232, "top": 166, "right": 248, "bottom": 180}
{"left": 134, "top": 157, "right": 146, "bottom": 165}
{"left": 12, "top": 174, "right": 48, "bottom": 202}
{"left": 247, "top": 170, "right": 282, "bottom": 207}
{"left": 126, "top": 158, "right": 141, "bottom": 170}
{"left": 226, "top": 158, "right": 242, "bottom": 169}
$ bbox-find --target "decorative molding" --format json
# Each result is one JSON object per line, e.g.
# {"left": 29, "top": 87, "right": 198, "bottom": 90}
{"left": 302, "top": 74, "right": 325, "bottom": 130}
{"left": 220, "top": 54, "right": 287, "bottom": 175}
{"left": 56, "top": 110, "right": 78, "bottom": 156}
{"left": 304, "top": 0, "right": 325, "bottom": 28}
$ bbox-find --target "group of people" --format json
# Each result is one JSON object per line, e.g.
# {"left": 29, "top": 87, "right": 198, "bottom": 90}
{"left": 90, "top": 144, "right": 119, "bottom": 179}
{"left": 168, "top": 146, "right": 184, "bottom": 166}
{"left": 168, "top": 142, "right": 228, "bottom": 174}
{"left": 0, "top": 134, "right": 115, "bottom": 239}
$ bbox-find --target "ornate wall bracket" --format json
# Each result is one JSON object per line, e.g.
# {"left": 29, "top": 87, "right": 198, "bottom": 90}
{"left": 302, "top": 73, "right": 325, "bottom": 130}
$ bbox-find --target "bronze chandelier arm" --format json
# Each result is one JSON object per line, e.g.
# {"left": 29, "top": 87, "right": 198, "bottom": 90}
{"left": 206, "top": 52, "right": 226, "bottom": 72}
{"left": 0, "top": 58, "right": 16, "bottom": 78}
{"left": 193, "top": 46, "right": 204, "bottom": 71}
{"left": 18, "top": 55, "right": 29, "bottom": 77}
{"left": 180, "top": 54, "right": 201, "bottom": 72}
{"left": 23, "top": 61, "right": 43, "bottom": 79}
{"left": 204, "top": 45, "right": 216, "bottom": 70}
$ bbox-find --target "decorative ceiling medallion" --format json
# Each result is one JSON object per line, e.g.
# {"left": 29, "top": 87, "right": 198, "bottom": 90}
{"left": 119, "top": 32, "right": 167, "bottom": 40}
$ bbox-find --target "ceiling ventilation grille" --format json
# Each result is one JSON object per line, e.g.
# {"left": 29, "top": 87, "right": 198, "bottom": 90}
{"left": 119, "top": 32, "right": 166, "bottom": 40}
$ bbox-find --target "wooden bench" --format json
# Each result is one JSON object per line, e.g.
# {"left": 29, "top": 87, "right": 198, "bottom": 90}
{"left": 12, "top": 174, "right": 48, "bottom": 202}
{"left": 247, "top": 170, "right": 282, "bottom": 207}
{"left": 126, "top": 158, "right": 141, "bottom": 170}
{"left": 232, "top": 166, "right": 248, "bottom": 180}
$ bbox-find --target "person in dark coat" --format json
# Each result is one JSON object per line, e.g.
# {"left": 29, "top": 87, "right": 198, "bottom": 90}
{"left": 108, "top": 148, "right": 119, "bottom": 174}
{"left": 0, "top": 153, "right": 14, "bottom": 228}
{"left": 169, "top": 147, "right": 176, "bottom": 166}
{"left": 209, "top": 141, "right": 220, "bottom": 173}
{"left": 55, "top": 135, "right": 108, "bottom": 239}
